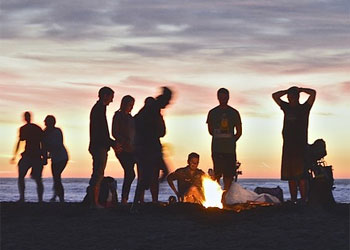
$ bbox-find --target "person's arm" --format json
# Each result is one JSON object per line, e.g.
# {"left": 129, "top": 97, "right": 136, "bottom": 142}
{"left": 272, "top": 89, "right": 288, "bottom": 107}
{"left": 167, "top": 172, "right": 182, "bottom": 202}
{"left": 111, "top": 112, "right": 119, "bottom": 140}
{"left": 299, "top": 87, "right": 316, "bottom": 106}
{"left": 207, "top": 123, "right": 214, "bottom": 136}
{"left": 10, "top": 138, "right": 21, "bottom": 164}
{"left": 206, "top": 112, "right": 214, "bottom": 136}
{"left": 157, "top": 114, "right": 166, "bottom": 138}
{"left": 234, "top": 122, "right": 242, "bottom": 142}
{"left": 41, "top": 141, "right": 48, "bottom": 166}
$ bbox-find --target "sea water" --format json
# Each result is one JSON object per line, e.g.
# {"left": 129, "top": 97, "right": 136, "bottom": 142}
{"left": 0, "top": 178, "right": 349, "bottom": 203}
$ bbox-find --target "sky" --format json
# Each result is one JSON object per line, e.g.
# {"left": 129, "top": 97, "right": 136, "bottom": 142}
{"left": 0, "top": 0, "right": 349, "bottom": 179}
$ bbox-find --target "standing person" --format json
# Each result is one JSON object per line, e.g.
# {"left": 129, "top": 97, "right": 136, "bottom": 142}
{"left": 272, "top": 86, "right": 316, "bottom": 203}
{"left": 167, "top": 152, "right": 205, "bottom": 203}
{"left": 206, "top": 88, "right": 242, "bottom": 191}
{"left": 43, "top": 115, "right": 69, "bottom": 203}
{"left": 131, "top": 87, "right": 172, "bottom": 212}
{"left": 88, "top": 86, "right": 119, "bottom": 208}
{"left": 112, "top": 95, "right": 136, "bottom": 205}
{"left": 10, "top": 111, "right": 45, "bottom": 202}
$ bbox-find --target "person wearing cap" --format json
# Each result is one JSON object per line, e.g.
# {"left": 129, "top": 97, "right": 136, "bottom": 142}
{"left": 272, "top": 86, "right": 316, "bottom": 203}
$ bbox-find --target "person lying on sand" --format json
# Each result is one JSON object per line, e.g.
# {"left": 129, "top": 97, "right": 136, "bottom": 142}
{"left": 167, "top": 152, "right": 205, "bottom": 204}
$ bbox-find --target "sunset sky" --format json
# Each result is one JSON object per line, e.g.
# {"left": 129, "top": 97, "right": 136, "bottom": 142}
{"left": 1, "top": 0, "right": 349, "bottom": 179}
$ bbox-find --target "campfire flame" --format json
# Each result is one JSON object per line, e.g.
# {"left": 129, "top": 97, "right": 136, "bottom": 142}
{"left": 202, "top": 176, "right": 223, "bottom": 209}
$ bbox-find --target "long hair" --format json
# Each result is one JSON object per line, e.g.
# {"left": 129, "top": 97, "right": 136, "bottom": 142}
{"left": 120, "top": 95, "right": 135, "bottom": 111}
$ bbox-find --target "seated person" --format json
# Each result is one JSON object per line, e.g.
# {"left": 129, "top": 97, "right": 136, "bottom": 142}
{"left": 167, "top": 152, "right": 205, "bottom": 204}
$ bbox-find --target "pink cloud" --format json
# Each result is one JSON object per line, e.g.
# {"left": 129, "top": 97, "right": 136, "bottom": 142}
{"left": 340, "top": 81, "right": 350, "bottom": 94}
{"left": 113, "top": 76, "right": 257, "bottom": 115}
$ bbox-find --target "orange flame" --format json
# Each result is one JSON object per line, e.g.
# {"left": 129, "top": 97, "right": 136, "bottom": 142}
{"left": 202, "top": 176, "right": 223, "bottom": 209}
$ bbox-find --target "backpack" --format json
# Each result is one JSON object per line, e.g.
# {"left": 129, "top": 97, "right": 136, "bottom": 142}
{"left": 307, "top": 139, "right": 335, "bottom": 205}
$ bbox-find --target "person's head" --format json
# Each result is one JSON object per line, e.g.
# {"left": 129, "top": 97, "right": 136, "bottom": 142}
{"left": 98, "top": 86, "right": 114, "bottom": 106}
{"left": 156, "top": 86, "right": 172, "bottom": 109}
{"left": 144, "top": 96, "right": 155, "bottom": 106}
{"left": 120, "top": 95, "right": 135, "bottom": 113}
{"left": 287, "top": 86, "right": 300, "bottom": 105}
{"left": 187, "top": 152, "right": 200, "bottom": 171}
{"left": 23, "top": 111, "right": 31, "bottom": 123}
{"left": 44, "top": 115, "right": 56, "bottom": 128}
{"left": 217, "top": 88, "right": 229, "bottom": 106}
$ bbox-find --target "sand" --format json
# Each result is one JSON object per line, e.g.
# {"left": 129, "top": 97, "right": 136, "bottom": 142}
{"left": 1, "top": 202, "right": 349, "bottom": 250}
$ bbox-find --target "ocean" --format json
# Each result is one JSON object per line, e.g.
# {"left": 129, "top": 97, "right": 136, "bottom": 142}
{"left": 0, "top": 178, "right": 349, "bottom": 203}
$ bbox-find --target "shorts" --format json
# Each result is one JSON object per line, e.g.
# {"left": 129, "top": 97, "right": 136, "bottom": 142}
{"left": 212, "top": 152, "right": 237, "bottom": 179}
{"left": 18, "top": 155, "right": 43, "bottom": 180}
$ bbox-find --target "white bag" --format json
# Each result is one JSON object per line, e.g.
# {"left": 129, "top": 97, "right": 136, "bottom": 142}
{"left": 225, "top": 182, "right": 281, "bottom": 204}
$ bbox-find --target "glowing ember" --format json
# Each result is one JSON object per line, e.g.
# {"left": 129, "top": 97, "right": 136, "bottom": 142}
{"left": 202, "top": 176, "right": 223, "bottom": 209}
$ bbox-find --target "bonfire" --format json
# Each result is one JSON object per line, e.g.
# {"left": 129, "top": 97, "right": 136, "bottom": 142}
{"left": 201, "top": 175, "right": 224, "bottom": 209}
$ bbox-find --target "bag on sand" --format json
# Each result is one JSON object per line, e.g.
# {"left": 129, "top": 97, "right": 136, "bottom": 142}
{"left": 225, "top": 182, "right": 281, "bottom": 204}
{"left": 254, "top": 186, "right": 284, "bottom": 203}
{"left": 308, "top": 165, "right": 335, "bottom": 205}
{"left": 307, "top": 139, "right": 335, "bottom": 206}
{"left": 82, "top": 177, "right": 118, "bottom": 207}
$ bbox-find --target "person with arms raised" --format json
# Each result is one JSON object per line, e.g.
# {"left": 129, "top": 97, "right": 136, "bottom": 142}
{"left": 272, "top": 86, "right": 316, "bottom": 203}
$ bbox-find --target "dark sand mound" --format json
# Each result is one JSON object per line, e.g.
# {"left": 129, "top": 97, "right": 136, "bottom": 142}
{"left": 1, "top": 202, "right": 349, "bottom": 250}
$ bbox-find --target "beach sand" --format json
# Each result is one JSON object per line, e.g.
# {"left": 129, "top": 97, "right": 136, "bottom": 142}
{"left": 1, "top": 202, "right": 349, "bottom": 250}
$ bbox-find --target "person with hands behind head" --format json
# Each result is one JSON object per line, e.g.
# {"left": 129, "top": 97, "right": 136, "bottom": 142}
{"left": 167, "top": 152, "right": 205, "bottom": 204}
{"left": 272, "top": 86, "right": 316, "bottom": 203}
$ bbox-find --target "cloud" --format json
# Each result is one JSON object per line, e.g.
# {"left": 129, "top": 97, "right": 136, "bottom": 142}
{"left": 113, "top": 76, "right": 257, "bottom": 115}
{"left": 340, "top": 81, "right": 350, "bottom": 94}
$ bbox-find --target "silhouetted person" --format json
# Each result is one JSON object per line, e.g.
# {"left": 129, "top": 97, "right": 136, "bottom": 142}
{"left": 112, "top": 95, "right": 136, "bottom": 205}
{"left": 167, "top": 152, "right": 205, "bottom": 203}
{"left": 11, "top": 111, "right": 45, "bottom": 202}
{"left": 207, "top": 88, "right": 242, "bottom": 191}
{"left": 131, "top": 87, "right": 172, "bottom": 212}
{"left": 88, "top": 86, "right": 119, "bottom": 208}
{"left": 272, "top": 86, "right": 316, "bottom": 203}
{"left": 43, "top": 115, "right": 69, "bottom": 203}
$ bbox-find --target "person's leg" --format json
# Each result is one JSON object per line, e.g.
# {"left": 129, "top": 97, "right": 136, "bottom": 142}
{"left": 131, "top": 153, "right": 153, "bottom": 212}
{"left": 288, "top": 180, "right": 298, "bottom": 202}
{"left": 158, "top": 157, "right": 169, "bottom": 183}
{"left": 50, "top": 162, "right": 57, "bottom": 201}
{"left": 34, "top": 177, "right": 44, "bottom": 203}
{"left": 222, "top": 153, "right": 236, "bottom": 191}
{"left": 133, "top": 159, "right": 145, "bottom": 205}
{"left": 150, "top": 167, "right": 160, "bottom": 203}
{"left": 52, "top": 160, "right": 67, "bottom": 202}
{"left": 18, "top": 157, "right": 30, "bottom": 202}
{"left": 89, "top": 149, "right": 108, "bottom": 208}
{"left": 118, "top": 152, "right": 136, "bottom": 204}
{"left": 31, "top": 158, "right": 44, "bottom": 202}
{"left": 223, "top": 176, "right": 234, "bottom": 191}
{"left": 298, "top": 179, "right": 308, "bottom": 202}
{"left": 212, "top": 153, "right": 223, "bottom": 185}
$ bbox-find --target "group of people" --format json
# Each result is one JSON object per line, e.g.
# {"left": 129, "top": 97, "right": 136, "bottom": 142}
{"left": 11, "top": 84, "right": 316, "bottom": 208}
{"left": 11, "top": 112, "right": 68, "bottom": 203}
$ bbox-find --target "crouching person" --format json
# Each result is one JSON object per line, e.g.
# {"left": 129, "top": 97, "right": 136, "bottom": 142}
{"left": 167, "top": 152, "right": 205, "bottom": 204}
